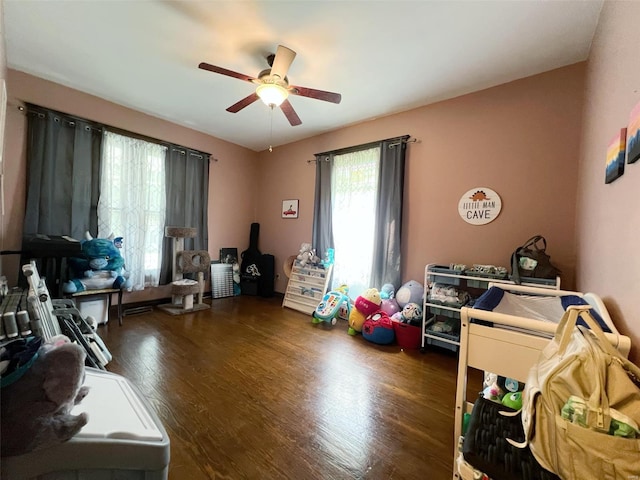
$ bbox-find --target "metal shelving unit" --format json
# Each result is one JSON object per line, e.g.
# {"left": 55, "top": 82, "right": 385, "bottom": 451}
{"left": 422, "top": 263, "right": 560, "bottom": 352}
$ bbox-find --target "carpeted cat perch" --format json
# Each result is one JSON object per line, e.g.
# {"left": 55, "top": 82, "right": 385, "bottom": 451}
{"left": 158, "top": 226, "right": 211, "bottom": 315}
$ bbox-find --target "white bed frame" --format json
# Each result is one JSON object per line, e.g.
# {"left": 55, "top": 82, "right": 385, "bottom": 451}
{"left": 452, "top": 283, "right": 631, "bottom": 480}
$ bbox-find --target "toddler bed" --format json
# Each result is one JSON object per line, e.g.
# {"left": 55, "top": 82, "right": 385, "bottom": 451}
{"left": 453, "top": 283, "right": 631, "bottom": 480}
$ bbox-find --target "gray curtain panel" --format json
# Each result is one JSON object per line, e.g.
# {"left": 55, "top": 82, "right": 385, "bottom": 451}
{"left": 159, "top": 147, "right": 210, "bottom": 284}
{"left": 370, "top": 136, "right": 408, "bottom": 289}
{"left": 312, "top": 154, "right": 334, "bottom": 260}
{"left": 24, "top": 105, "right": 103, "bottom": 240}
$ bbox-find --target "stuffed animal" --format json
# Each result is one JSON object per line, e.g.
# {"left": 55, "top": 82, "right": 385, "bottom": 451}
{"left": 380, "top": 298, "right": 400, "bottom": 317}
{"left": 354, "top": 288, "right": 381, "bottom": 315}
{"left": 398, "top": 302, "right": 423, "bottom": 326}
{"left": 348, "top": 288, "right": 382, "bottom": 335}
{"left": 482, "top": 382, "right": 503, "bottom": 403}
{"left": 380, "top": 283, "right": 395, "bottom": 300}
{"left": 63, "top": 232, "right": 131, "bottom": 293}
{"left": 396, "top": 280, "right": 424, "bottom": 308}
{"left": 1, "top": 335, "right": 89, "bottom": 457}
{"left": 232, "top": 261, "right": 241, "bottom": 296}
{"left": 297, "top": 242, "right": 320, "bottom": 267}
{"left": 481, "top": 372, "right": 503, "bottom": 403}
{"left": 322, "top": 248, "right": 335, "bottom": 268}
{"left": 347, "top": 309, "right": 367, "bottom": 336}
{"left": 502, "top": 391, "right": 523, "bottom": 410}
{"left": 362, "top": 311, "right": 395, "bottom": 345}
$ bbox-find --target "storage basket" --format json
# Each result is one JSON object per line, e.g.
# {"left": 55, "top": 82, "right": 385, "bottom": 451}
{"left": 465, "top": 271, "right": 508, "bottom": 289}
{"left": 210, "top": 263, "right": 234, "bottom": 299}
{"left": 393, "top": 321, "right": 422, "bottom": 349}
{"left": 428, "top": 265, "right": 463, "bottom": 285}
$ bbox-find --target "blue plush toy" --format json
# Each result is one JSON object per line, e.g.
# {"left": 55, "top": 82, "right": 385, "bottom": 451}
{"left": 380, "top": 283, "right": 395, "bottom": 300}
{"left": 62, "top": 232, "right": 131, "bottom": 293}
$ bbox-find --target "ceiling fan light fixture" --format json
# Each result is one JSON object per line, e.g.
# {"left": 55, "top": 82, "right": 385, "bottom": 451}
{"left": 256, "top": 83, "right": 288, "bottom": 107}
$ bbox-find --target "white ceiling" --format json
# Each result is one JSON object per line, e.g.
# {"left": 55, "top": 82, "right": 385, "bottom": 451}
{"left": 4, "top": 0, "right": 603, "bottom": 152}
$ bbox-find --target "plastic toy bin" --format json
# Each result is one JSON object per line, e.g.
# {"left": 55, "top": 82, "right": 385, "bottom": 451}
{"left": 1, "top": 368, "right": 170, "bottom": 480}
{"left": 393, "top": 321, "right": 422, "bottom": 349}
{"left": 428, "top": 265, "right": 462, "bottom": 285}
{"left": 465, "top": 270, "right": 508, "bottom": 289}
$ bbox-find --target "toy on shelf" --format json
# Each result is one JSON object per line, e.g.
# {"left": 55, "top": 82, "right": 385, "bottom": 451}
{"left": 312, "top": 284, "right": 351, "bottom": 326}
{"left": 158, "top": 226, "right": 211, "bottom": 315}
{"left": 62, "top": 232, "right": 131, "bottom": 294}
{"left": 321, "top": 248, "right": 335, "bottom": 268}
{"left": 297, "top": 242, "right": 321, "bottom": 268}
{"left": 347, "top": 287, "right": 381, "bottom": 335}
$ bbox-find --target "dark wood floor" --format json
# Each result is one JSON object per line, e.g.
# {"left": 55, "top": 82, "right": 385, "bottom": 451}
{"left": 99, "top": 295, "right": 465, "bottom": 480}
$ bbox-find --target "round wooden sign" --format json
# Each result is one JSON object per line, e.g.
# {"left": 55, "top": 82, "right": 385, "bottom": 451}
{"left": 458, "top": 187, "right": 502, "bottom": 225}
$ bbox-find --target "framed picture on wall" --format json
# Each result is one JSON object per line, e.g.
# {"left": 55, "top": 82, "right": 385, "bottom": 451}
{"left": 282, "top": 199, "right": 299, "bottom": 219}
{"left": 605, "top": 128, "right": 626, "bottom": 184}
{"left": 627, "top": 100, "right": 640, "bottom": 164}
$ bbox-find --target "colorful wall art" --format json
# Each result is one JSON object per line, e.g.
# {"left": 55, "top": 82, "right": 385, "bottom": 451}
{"left": 605, "top": 128, "right": 626, "bottom": 184}
{"left": 627, "top": 100, "right": 640, "bottom": 164}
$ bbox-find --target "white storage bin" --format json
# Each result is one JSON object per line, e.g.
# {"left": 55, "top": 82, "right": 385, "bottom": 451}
{"left": 76, "top": 296, "right": 109, "bottom": 325}
{"left": 1, "top": 368, "right": 170, "bottom": 479}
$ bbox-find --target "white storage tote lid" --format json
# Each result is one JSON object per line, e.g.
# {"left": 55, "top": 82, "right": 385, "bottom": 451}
{"left": 1, "top": 368, "right": 170, "bottom": 479}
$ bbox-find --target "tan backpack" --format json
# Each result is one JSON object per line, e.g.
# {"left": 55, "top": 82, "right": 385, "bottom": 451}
{"left": 519, "top": 305, "right": 640, "bottom": 480}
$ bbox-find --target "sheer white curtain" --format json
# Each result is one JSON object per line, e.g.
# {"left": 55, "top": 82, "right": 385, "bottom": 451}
{"left": 98, "top": 131, "right": 167, "bottom": 290}
{"left": 330, "top": 147, "right": 380, "bottom": 298}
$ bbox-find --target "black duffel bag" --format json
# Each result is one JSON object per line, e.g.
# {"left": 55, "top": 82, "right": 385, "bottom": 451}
{"left": 510, "top": 235, "right": 561, "bottom": 284}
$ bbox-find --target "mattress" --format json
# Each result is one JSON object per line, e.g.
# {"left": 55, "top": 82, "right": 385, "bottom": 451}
{"left": 472, "top": 287, "right": 612, "bottom": 335}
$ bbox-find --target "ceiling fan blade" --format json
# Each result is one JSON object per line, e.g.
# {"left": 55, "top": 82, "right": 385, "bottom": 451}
{"left": 280, "top": 99, "right": 302, "bottom": 126}
{"left": 289, "top": 85, "right": 342, "bottom": 104}
{"left": 270, "top": 45, "right": 296, "bottom": 80}
{"left": 198, "top": 62, "right": 256, "bottom": 83}
{"left": 226, "top": 93, "right": 260, "bottom": 113}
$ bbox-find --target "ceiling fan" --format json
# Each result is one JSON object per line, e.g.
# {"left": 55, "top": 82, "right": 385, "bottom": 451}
{"left": 198, "top": 45, "right": 342, "bottom": 127}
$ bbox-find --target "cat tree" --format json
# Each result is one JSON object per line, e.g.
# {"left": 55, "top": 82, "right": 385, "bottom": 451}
{"left": 157, "top": 226, "right": 210, "bottom": 315}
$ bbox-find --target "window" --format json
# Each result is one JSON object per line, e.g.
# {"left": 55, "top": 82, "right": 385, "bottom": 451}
{"left": 330, "top": 147, "right": 380, "bottom": 297}
{"left": 98, "top": 131, "right": 167, "bottom": 289}
{"left": 24, "top": 105, "right": 210, "bottom": 292}
{"left": 313, "top": 136, "right": 407, "bottom": 299}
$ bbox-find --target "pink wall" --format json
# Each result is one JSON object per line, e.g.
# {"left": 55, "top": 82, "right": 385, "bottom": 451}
{"left": 4, "top": 49, "right": 615, "bottom": 359}
{"left": 0, "top": 3, "right": 8, "bottom": 277}
{"left": 576, "top": 1, "right": 640, "bottom": 363}
{"left": 256, "top": 65, "right": 586, "bottom": 296}
{"left": 2, "top": 70, "right": 259, "bottom": 302}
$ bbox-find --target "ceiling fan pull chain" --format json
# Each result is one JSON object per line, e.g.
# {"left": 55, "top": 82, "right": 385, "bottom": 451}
{"left": 269, "top": 105, "right": 274, "bottom": 153}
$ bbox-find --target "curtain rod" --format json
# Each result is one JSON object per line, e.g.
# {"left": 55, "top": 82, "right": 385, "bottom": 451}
{"left": 307, "top": 135, "right": 418, "bottom": 163}
{"left": 17, "top": 103, "right": 216, "bottom": 161}
{"left": 388, "top": 137, "right": 418, "bottom": 148}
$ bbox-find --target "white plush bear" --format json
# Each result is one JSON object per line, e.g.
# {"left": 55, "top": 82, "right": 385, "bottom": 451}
{"left": 297, "top": 242, "right": 317, "bottom": 267}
